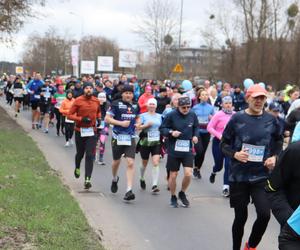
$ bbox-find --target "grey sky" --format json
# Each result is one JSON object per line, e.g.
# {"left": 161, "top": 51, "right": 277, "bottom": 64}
{"left": 0, "top": 0, "right": 214, "bottom": 63}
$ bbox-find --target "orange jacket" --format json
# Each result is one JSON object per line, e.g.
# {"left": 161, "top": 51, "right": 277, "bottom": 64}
{"left": 68, "top": 95, "right": 101, "bottom": 132}
{"left": 59, "top": 98, "right": 75, "bottom": 116}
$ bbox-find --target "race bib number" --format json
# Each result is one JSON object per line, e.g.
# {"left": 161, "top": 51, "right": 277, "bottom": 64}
{"left": 44, "top": 92, "right": 51, "bottom": 98}
{"left": 175, "top": 140, "right": 190, "bottom": 152}
{"left": 198, "top": 116, "right": 208, "bottom": 124}
{"left": 34, "top": 94, "right": 40, "bottom": 99}
{"left": 14, "top": 89, "right": 23, "bottom": 96}
{"left": 80, "top": 127, "right": 94, "bottom": 137}
{"left": 65, "top": 117, "right": 74, "bottom": 123}
{"left": 117, "top": 134, "right": 132, "bottom": 146}
{"left": 147, "top": 130, "right": 160, "bottom": 142}
{"left": 242, "top": 143, "right": 265, "bottom": 162}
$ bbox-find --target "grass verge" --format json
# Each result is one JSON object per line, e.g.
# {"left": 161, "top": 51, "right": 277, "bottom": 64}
{"left": 0, "top": 109, "right": 104, "bottom": 250}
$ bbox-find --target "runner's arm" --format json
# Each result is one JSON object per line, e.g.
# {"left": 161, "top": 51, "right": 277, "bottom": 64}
{"left": 266, "top": 148, "right": 294, "bottom": 226}
{"left": 220, "top": 118, "right": 236, "bottom": 158}
{"left": 104, "top": 114, "right": 125, "bottom": 127}
{"left": 207, "top": 113, "right": 222, "bottom": 139}
{"left": 67, "top": 101, "right": 81, "bottom": 122}
{"left": 159, "top": 113, "right": 173, "bottom": 137}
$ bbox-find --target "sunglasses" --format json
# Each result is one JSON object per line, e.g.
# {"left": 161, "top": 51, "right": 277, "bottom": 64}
{"left": 180, "top": 106, "right": 191, "bottom": 110}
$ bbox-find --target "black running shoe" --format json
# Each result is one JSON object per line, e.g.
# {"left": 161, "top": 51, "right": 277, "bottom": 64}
{"left": 123, "top": 190, "right": 135, "bottom": 201}
{"left": 178, "top": 191, "right": 190, "bottom": 207}
{"left": 193, "top": 168, "right": 198, "bottom": 178}
{"left": 170, "top": 195, "right": 178, "bottom": 208}
{"left": 111, "top": 176, "right": 119, "bottom": 193}
{"left": 209, "top": 173, "right": 216, "bottom": 183}
{"left": 152, "top": 185, "right": 160, "bottom": 193}
{"left": 140, "top": 179, "right": 146, "bottom": 190}
{"left": 74, "top": 168, "right": 80, "bottom": 178}
{"left": 84, "top": 177, "right": 92, "bottom": 190}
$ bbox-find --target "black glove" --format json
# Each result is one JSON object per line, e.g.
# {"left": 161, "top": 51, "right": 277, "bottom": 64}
{"left": 81, "top": 117, "right": 91, "bottom": 124}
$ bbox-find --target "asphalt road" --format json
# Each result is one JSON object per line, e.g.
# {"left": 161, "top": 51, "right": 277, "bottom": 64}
{"left": 1, "top": 100, "right": 279, "bottom": 250}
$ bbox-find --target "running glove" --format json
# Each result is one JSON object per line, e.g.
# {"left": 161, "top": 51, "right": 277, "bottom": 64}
{"left": 81, "top": 117, "right": 91, "bottom": 124}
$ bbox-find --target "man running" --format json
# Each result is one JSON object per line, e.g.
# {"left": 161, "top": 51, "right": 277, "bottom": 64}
{"left": 68, "top": 82, "right": 100, "bottom": 189}
{"left": 26, "top": 73, "right": 44, "bottom": 129}
{"left": 105, "top": 85, "right": 139, "bottom": 201}
{"left": 160, "top": 96, "right": 199, "bottom": 208}
{"left": 221, "top": 84, "right": 283, "bottom": 250}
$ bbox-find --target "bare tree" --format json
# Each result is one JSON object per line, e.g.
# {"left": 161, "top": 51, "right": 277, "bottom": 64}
{"left": 134, "top": 0, "right": 179, "bottom": 79}
{"left": 0, "top": 0, "right": 46, "bottom": 42}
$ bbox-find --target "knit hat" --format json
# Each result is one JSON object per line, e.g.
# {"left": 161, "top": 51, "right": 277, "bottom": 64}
{"left": 222, "top": 96, "right": 232, "bottom": 103}
{"left": 122, "top": 84, "right": 134, "bottom": 94}
{"left": 82, "top": 82, "right": 94, "bottom": 90}
{"left": 147, "top": 98, "right": 157, "bottom": 106}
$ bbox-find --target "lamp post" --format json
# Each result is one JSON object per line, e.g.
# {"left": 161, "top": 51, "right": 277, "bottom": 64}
{"left": 178, "top": 0, "right": 184, "bottom": 63}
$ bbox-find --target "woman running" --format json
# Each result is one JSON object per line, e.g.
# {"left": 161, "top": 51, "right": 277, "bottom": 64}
{"left": 192, "top": 89, "right": 215, "bottom": 179}
{"left": 52, "top": 84, "right": 66, "bottom": 136}
{"left": 137, "top": 98, "right": 162, "bottom": 193}
{"left": 207, "top": 96, "right": 235, "bottom": 197}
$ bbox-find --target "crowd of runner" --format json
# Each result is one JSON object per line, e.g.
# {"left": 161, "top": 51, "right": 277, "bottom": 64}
{"left": 1, "top": 72, "right": 300, "bottom": 250}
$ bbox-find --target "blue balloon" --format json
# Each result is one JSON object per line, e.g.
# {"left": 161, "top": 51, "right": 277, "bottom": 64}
{"left": 243, "top": 78, "right": 254, "bottom": 90}
{"left": 258, "top": 82, "right": 266, "bottom": 89}
{"left": 181, "top": 80, "right": 193, "bottom": 92}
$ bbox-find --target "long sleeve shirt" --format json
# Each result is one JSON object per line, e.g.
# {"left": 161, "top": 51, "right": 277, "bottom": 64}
{"left": 68, "top": 95, "right": 101, "bottom": 132}
{"left": 160, "top": 109, "right": 199, "bottom": 157}
{"left": 207, "top": 110, "right": 234, "bottom": 140}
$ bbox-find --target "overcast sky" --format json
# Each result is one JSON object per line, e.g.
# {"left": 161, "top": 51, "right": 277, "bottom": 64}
{"left": 0, "top": 0, "right": 214, "bottom": 63}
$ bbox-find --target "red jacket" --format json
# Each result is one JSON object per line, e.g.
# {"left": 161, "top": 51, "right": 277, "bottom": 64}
{"left": 138, "top": 93, "right": 154, "bottom": 113}
{"left": 68, "top": 95, "right": 100, "bottom": 132}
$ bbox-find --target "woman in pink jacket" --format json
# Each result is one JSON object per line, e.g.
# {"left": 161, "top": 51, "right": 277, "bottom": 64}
{"left": 207, "top": 95, "right": 234, "bottom": 197}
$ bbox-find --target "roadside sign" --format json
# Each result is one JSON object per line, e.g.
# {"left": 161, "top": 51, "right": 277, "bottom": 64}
{"left": 172, "top": 64, "right": 184, "bottom": 73}
{"left": 98, "top": 56, "right": 113, "bottom": 72}
{"left": 15, "top": 66, "right": 24, "bottom": 74}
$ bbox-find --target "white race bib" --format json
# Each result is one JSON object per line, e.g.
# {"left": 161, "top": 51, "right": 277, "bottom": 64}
{"left": 98, "top": 121, "right": 105, "bottom": 129}
{"left": 80, "top": 127, "right": 94, "bottom": 137}
{"left": 117, "top": 134, "right": 132, "bottom": 146}
{"left": 175, "top": 140, "right": 190, "bottom": 152}
{"left": 242, "top": 143, "right": 265, "bottom": 162}
{"left": 44, "top": 92, "right": 51, "bottom": 98}
{"left": 198, "top": 116, "right": 208, "bottom": 124}
{"left": 34, "top": 94, "right": 40, "bottom": 99}
{"left": 65, "top": 117, "right": 74, "bottom": 123}
{"left": 147, "top": 130, "right": 160, "bottom": 142}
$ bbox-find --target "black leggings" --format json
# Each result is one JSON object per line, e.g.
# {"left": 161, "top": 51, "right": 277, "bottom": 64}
{"left": 65, "top": 122, "right": 74, "bottom": 142}
{"left": 279, "top": 224, "right": 300, "bottom": 250}
{"left": 231, "top": 182, "right": 271, "bottom": 250}
{"left": 54, "top": 108, "right": 65, "bottom": 134}
{"left": 75, "top": 131, "right": 97, "bottom": 179}
{"left": 194, "top": 133, "right": 211, "bottom": 169}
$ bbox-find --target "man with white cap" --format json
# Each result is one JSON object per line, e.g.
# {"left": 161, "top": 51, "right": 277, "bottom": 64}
{"left": 221, "top": 84, "right": 283, "bottom": 250}
{"left": 136, "top": 98, "right": 162, "bottom": 193}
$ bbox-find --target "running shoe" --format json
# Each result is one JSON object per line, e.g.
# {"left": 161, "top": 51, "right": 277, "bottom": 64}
{"left": 111, "top": 176, "right": 119, "bottom": 193}
{"left": 65, "top": 141, "right": 70, "bottom": 147}
{"left": 84, "top": 177, "right": 92, "bottom": 190}
{"left": 15, "top": 113, "right": 18, "bottom": 117}
{"left": 36, "top": 124, "right": 40, "bottom": 129}
{"left": 193, "top": 168, "right": 201, "bottom": 179}
{"left": 123, "top": 190, "right": 135, "bottom": 201}
{"left": 178, "top": 191, "right": 190, "bottom": 207}
{"left": 243, "top": 242, "right": 256, "bottom": 250}
{"left": 222, "top": 188, "right": 230, "bottom": 197}
{"left": 170, "top": 195, "right": 178, "bottom": 208}
{"left": 69, "top": 139, "right": 74, "bottom": 145}
{"left": 74, "top": 168, "right": 80, "bottom": 178}
{"left": 209, "top": 172, "right": 216, "bottom": 183}
{"left": 32, "top": 124, "right": 35, "bottom": 129}
{"left": 44, "top": 129, "right": 49, "bottom": 134}
{"left": 140, "top": 179, "right": 146, "bottom": 190}
{"left": 152, "top": 185, "right": 160, "bottom": 193}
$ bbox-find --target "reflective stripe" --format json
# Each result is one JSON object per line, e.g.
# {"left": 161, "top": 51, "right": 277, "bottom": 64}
{"left": 267, "top": 180, "right": 276, "bottom": 192}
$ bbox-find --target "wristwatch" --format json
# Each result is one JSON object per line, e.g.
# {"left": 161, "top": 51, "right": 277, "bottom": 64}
{"left": 169, "top": 129, "right": 173, "bottom": 134}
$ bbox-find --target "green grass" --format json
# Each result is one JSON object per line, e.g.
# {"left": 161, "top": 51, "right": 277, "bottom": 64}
{"left": 0, "top": 127, "right": 104, "bottom": 250}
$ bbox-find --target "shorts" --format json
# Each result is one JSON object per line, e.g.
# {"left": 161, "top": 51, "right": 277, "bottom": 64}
{"left": 111, "top": 138, "right": 136, "bottom": 160}
{"left": 140, "top": 144, "right": 161, "bottom": 160}
{"left": 14, "top": 97, "right": 23, "bottom": 103}
{"left": 39, "top": 103, "right": 51, "bottom": 114}
{"left": 166, "top": 154, "right": 194, "bottom": 172}
{"left": 229, "top": 181, "right": 266, "bottom": 208}
{"left": 31, "top": 101, "right": 39, "bottom": 110}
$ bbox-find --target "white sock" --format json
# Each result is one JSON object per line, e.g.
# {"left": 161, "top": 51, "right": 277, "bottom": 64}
{"left": 113, "top": 176, "right": 118, "bottom": 182}
{"left": 126, "top": 186, "right": 132, "bottom": 192}
{"left": 140, "top": 166, "right": 146, "bottom": 180}
{"left": 223, "top": 184, "right": 229, "bottom": 190}
{"left": 152, "top": 165, "right": 160, "bottom": 186}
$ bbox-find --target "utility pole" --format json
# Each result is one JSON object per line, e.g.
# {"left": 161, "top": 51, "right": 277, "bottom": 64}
{"left": 178, "top": 0, "right": 184, "bottom": 63}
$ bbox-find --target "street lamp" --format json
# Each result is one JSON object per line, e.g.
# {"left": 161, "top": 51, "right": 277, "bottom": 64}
{"left": 178, "top": 0, "right": 184, "bottom": 63}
